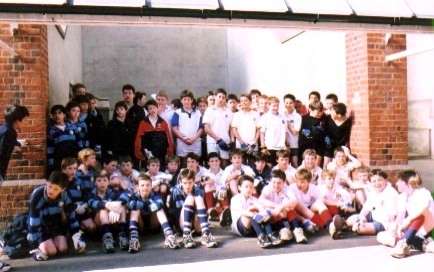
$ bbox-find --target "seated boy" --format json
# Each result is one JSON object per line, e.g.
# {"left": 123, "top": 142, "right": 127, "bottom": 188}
{"left": 271, "top": 149, "right": 296, "bottom": 184}
{"left": 347, "top": 165, "right": 372, "bottom": 208}
{"left": 88, "top": 170, "right": 129, "bottom": 253}
{"left": 290, "top": 168, "right": 344, "bottom": 240}
{"left": 168, "top": 169, "right": 217, "bottom": 248}
{"left": 128, "top": 173, "right": 179, "bottom": 253}
{"left": 113, "top": 155, "right": 140, "bottom": 192}
{"left": 221, "top": 148, "right": 255, "bottom": 197}
{"left": 259, "top": 169, "right": 306, "bottom": 243}
{"left": 231, "top": 175, "right": 279, "bottom": 248}
{"left": 251, "top": 153, "right": 272, "bottom": 197}
{"left": 63, "top": 157, "right": 96, "bottom": 235}
{"left": 346, "top": 169, "right": 398, "bottom": 236}
{"left": 27, "top": 171, "right": 86, "bottom": 261}
{"left": 203, "top": 152, "right": 228, "bottom": 225}
{"left": 165, "top": 154, "right": 181, "bottom": 188}
{"left": 145, "top": 157, "right": 171, "bottom": 201}
{"left": 298, "top": 149, "right": 323, "bottom": 186}
{"left": 103, "top": 154, "right": 119, "bottom": 176}
{"left": 320, "top": 169, "right": 355, "bottom": 217}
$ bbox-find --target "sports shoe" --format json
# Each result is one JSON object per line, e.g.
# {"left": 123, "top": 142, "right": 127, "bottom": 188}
{"left": 391, "top": 240, "right": 410, "bottom": 258}
{"left": 165, "top": 234, "right": 180, "bottom": 249}
{"left": 303, "top": 219, "right": 318, "bottom": 234}
{"left": 422, "top": 237, "right": 434, "bottom": 253}
{"left": 102, "top": 233, "right": 115, "bottom": 253}
{"left": 329, "top": 214, "right": 344, "bottom": 240}
{"left": 201, "top": 232, "right": 218, "bottom": 248}
{"left": 377, "top": 231, "right": 398, "bottom": 247}
{"left": 293, "top": 227, "right": 308, "bottom": 243}
{"left": 30, "top": 249, "right": 48, "bottom": 261}
{"left": 257, "top": 233, "right": 272, "bottom": 248}
{"left": 267, "top": 233, "right": 282, "bottom": 246}
{"left": 220, "top": 208, "right": 232, "bottom": 227}
{"left": 119, "top": 233, "right": 129, "bottom": 250}
{"left": 183, "top": 232, "right": 196, "bottom": 248}
{"left": 279, "top": 227, "right": 293, "bottom": 242}
{"left": 128, "top": 237, "right": 140, "bottom": 253}
{"left": 0, "top": 261, "right": 11, "bottom": 271}
{"left": 208, "top": 208, "right": 219, "bottom": 221}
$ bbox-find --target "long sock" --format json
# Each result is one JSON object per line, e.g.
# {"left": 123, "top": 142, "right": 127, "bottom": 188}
{"left": 102, "top": 224, "right": 111, "bottom": 235}
{"left": 221, "top": 198, "right": 229, "bottom": 209}
{"left": 405, "top": 215, "right": 425, "bottom": 245}
{"left": 264, "top": 222, "right": 273, "bottom": 236}
{"left": 205, "top": 191, "right": 215, "bottom": 210}
{"left": 197, "top": 208, "right": 209, "bottom": 234}
{"left": 129, "top": 220, "right": 139, "bottom": 238}
{"left": 250, "top": 218, "right": 264, "bottom": 236}
{"left": 161, "top": 221, "right": 173, "bottom": 236}
{"left": 287, "top": 210, "right": 300, "bottom": 229}
{"left": 320, "top": 210, "right": 332, "bottom": 227}
{"left": 119, "top": 222, "right": 128, "bottom": 236}
{"left": 183, "top": 205, "right": 195, "bottom": 234}
{"left": 311, "top": 214, "right": 324, "bottom": 228}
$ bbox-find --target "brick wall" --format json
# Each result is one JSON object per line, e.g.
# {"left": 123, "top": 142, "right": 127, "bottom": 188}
{"left": 346, "top": 32, "right": 408, "bottom": 167}
{"left": 0, "top": 23, "right": 48, "bottom": 180}
{"left": 0, "top": 23, "right": 49, "bottom": 229}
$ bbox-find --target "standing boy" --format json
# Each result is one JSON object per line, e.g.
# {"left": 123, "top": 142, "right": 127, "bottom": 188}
{"left": 283, "top": 94, "right": 301, "bottom": 167}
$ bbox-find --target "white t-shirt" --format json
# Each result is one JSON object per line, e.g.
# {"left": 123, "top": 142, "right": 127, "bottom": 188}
{"left": 232, "top": 110, "right": 260, "bottom": 147}
{"left": 406, "top": 188, "right": 434, "bottom": 218}
{"left": 202, "top": 106, "right": 233, "bottom": 144}
{"left": 114, "top": 169, "right": 140, "bottom": 192}
{"left": 289, "top": 183, "right": 323, "bottom": 207}
{"left": 230, "top": 194, "right": 258, "bottom": 236}
{"left": 259, "top": 112, "right": 288, "bottom": 150}
{"left": 272, "top": 164, "right": 297, "bottom": 184}
{"left": 221, "top": 164, "right": 255, "bottom": 184}
{"left": 284, "top": 110, "right": 301, "bottom": 148}
{"left": 319, "top": 183, "right": 352, "bottom": 205}
{"left": 259, "top": 183, "right": 295, "bottom": 206}
{"left": 363, "top": 185, "right": 398, "bottom": 228}
{"left": 297, "top": 164, "right": 323, "bottom": 186}
{"left": 204, "top": 168, "right": 224, "bottom": 190}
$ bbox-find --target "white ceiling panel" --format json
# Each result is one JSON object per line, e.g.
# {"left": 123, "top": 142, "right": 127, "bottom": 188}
{"left": 0, "top": 0, "right": 66, "bottom": 3}
{"left": 70, "top": 0, "right": 145, "bottom": 7}
{"left": 220, "top": 0, "right": 289, "bottom": 12}
{"left": 347, "top": 0, "right": 413, "bottom": 17}
{"left": 147, "top": 0, "right": 219, "bottom": 9}
{"left": 285, "top": 0, "right": 353, "bottom": 15}
{"left": 405, "top": 0, "right": 434, "bottom": 18}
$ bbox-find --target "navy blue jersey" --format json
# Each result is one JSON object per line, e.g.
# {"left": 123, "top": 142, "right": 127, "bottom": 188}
{"left": 128, "top": 191, "right": 164, "bottom": 215}
{"left": 46, "top": 123, "right": 78, "bottom": 174}
{"left": 27, "top": 185, "right": 79, "bottom": 249}
{"left": 67, "top": 119, "right": 89, "bottom": 150}
{"left": 74, "top": 169, "right": 95, "bottom": 202}
{"left": 88, "top": 187, "right": 130, "bottom": 211}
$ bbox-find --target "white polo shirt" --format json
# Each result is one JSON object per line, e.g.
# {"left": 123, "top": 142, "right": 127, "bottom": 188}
{"left": 231, "top": 194, "right": 259, "bottom": 236}
{"left": 363, "top": 185, "right": 398, "bottom": 228}
{"left": 259, "top": 112, "right": 288, "bottom": 150}
{"left": 289, "top": 182, "right": 323, "bottom": 207}
{"left": 232, "top": 110, "right": 260, "bottom": 147}
{"left": 202, "top": 106, "right": 233, "bottom": 144}
{"left": 172, "top": 107, "right": 203, "bottom": 156}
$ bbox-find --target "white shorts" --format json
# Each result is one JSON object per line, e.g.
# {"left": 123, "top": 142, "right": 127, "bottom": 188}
{"left": 207, "top": 143, "right": 229, "bottom": 160}
{"left": 176, "top": 139, "right": 202, "bottom": 157}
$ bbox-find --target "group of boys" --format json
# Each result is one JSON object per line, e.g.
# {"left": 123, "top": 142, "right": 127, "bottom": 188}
{"left": 30, "top": 83, "right": 434, "bottom": 264}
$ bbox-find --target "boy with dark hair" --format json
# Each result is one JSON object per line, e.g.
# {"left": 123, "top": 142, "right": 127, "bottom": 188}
{"left": 85, "top": 93, "right": 106, "bottom": 156}
{"left": 88, "top": 170, "right": 129, "bottom": 253}
{"left": 203, "top": 88, "right": 233, "bottom": 168}
{"left": 308, "top": 91, "right": 321, "bottom": 105}
{"left": 272, "top": 149, "right": 297, "bottom": 184}
{"left": 103, "top": 154, "right": 118, "bottom": 175}
{"left": 171, "top": 90, "right": 203, "bottom": 167}
{"left": 114, "top": 155, "right": 140, "bottom": 192}
{"left": 27, "top": 171, "right": 86, "bottom": 261}
{"left": 46, "top": 105, "right": 78, "bottom": 176}
{"left": 126, "top": 91, "right": 147, "bottom": 169}
{"left": 0, "top": 105, "right": 30, "bottom": 183}
{"left": 227, "top": 93, "right": 239, "bottom": 113}
{"left": 221, "top": 148, "right": 255, "bottom": 197}
{"left": 251, "top": 153, "right": 272, "bottom": 196}
{"left": 283, "top": 93, "right": 301, "bottom": 167}
{"left": 298, "top": 101, "right": 326, "bottom": 166}
{"left": 128, "top": 173, "right": 180, "bottom": 253}
{"left": 122, "top": 84, "right": 136, "bottom": 109}
{"left": 203, "top": 152, "right": 227, "bottom": 223}
{"left": 66, "top": 100, "right": 89, "bottom": 152}
{"left": 324, "top": 93, "right": 338, "bottom": 116}
{"left": 248, "top": 89, "right": 261, "bottom": 110}
{"left": 230, "top": 175, "right": 279, "bottom": 248}
{"left": 260, "top": 169, "right": 306, "bottom": 243}
{"left": 135, "top": 99, "right": 173, "bottom": 170}
{"left": 106, "top": 101, "right": 132, "bottom": 159}
{"left": 169, "top": 169, "right": 218, "bottom": 248}
{"left": 323, "top": 102, "right": 353, "bottom": 167}
{"left": 72, "top": 83, "right": 86, "bottom": 97}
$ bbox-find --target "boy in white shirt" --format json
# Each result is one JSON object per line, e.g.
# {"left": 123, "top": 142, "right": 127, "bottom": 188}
{"left": 232, "top": 93, "right": 260, "bottom": 165}
{"left": 298, "top": 149, "right": 323, "bottom": 185}
{"left": 347, "top": 169, "right": 398, "bottom": 236}
{"left": 231, "top": 175, "right": 280, "bottom": 248}
{"left": 221, "top": 149, "right": 255, "bottom": 197}
{"left": 272, "top": 149, "right": 296, "bottom": 184}
{"left": 283, "top": 94, "right": 302, "bottom": 168}
{"left": 259, "top": 169, "right": 307, "bottom": 243}
{"left": 203, "top": 88, "right": 233, "bottom": 168}
{"left": 259, "top": 96, "right": 289, "bottom": 166}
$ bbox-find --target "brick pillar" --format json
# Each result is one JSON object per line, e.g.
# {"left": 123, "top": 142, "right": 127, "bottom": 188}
{"left": 0, "top": 24, "right": 48, "bottom": 180}
{"left": 346, "top": 33, "right": 408, "bottom": 168}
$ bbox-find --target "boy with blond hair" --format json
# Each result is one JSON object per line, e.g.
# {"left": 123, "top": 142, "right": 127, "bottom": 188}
{"left": 290, "top": 168, "right": 344, "bottom": 239}
{"left": 259, "top": 96, "right": 289, "bottom": 166}
{"left": 298, "top": 149, "right": 323, "bottom": 185}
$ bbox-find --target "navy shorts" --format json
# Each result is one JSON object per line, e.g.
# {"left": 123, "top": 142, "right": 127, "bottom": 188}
{"left": 236, "top": 218, "right": 255, "bottom": 237}
{"left": 366, "top": 213, "right": 386, "bottom": 234}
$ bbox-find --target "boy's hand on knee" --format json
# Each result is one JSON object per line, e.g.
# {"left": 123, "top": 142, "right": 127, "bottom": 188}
{"left": 72, "top": 231, "right": 86, "bottom": 253}
{"left": 109, "top": 211, "right": 121, "bottom": 223}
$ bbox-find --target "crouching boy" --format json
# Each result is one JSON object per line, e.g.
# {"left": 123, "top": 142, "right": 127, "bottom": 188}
{"left": 27, "top": 171, "right": 86, "bottom": 261}
{"left": 128, "top": 173, "right": 180, "bottom": 253}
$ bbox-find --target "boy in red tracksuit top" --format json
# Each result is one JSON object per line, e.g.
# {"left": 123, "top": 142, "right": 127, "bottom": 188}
{"left": 135, "top": 99, "right": 173, "bottom": 170}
